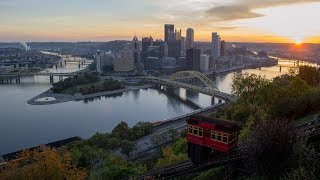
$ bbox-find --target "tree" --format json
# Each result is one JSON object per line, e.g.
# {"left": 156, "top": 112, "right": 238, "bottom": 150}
{"left": 232, "top": 73, "right": 269, "bottom": 104}
{"left": 245, "top": 119, "right": 295, "bottom": 177}
{"left": 155, "top": 146, "right": 188, "bottom": 168}
{"left": 0, "top": 147, "right": 87, "bottom": 180}
{"left": 120, "top": 140, "right": 136, "bottom": 157}
{"left": 298, "top": 66, "right": 320, "bottom": 86}
{"left": 112, "top": 121, "right": 130, "bottom": 140}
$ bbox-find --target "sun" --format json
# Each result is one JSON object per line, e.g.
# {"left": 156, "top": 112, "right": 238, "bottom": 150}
{"left": 292, "top": 36, "right": 303, "bottom": 45}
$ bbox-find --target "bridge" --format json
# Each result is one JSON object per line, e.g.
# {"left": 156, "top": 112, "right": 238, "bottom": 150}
{"left": 0, "top": 71, "right": 81, "bottom": 83}
{"left": 144, "top": 71, "right": 236, "bottom": 102}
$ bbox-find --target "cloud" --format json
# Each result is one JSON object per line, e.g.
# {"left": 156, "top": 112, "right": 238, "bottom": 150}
{"left": 206, "top": 0, "right": 320, "bottom": 22}
{"left": 206, "top": 5, "right": 264, "bottom": 21}
{"left": 214, "top": 26, "right": 242, "bottom": 30}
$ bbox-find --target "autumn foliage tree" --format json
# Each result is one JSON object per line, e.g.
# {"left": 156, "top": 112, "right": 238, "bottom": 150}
{"left": 0, "top": 147, "right": 86, "bottom": 180}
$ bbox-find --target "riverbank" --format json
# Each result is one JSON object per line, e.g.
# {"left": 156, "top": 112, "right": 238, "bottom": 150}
{"left": 27, "top": 84, "right": 154, "bottom": 105}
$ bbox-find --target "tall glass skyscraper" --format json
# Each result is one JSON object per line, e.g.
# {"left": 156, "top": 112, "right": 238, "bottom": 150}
{"left": 186, "top": 28, "right": 194, "bottom": 49}
{"left": 211, "top": 32, "right": 221, "bottom": 58}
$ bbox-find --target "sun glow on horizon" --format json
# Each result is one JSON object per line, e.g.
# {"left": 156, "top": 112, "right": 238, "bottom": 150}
{"left": 233, "top": 2, "right": 320, "bottom": 44}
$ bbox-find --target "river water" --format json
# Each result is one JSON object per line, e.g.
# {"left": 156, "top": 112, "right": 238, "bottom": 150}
{"left": 0, "top": 57, "right": 316, "bottom": 154}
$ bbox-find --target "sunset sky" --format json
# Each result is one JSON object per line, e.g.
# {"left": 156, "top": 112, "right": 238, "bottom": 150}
{"left": 0, "top": 0, "right": 320, "bottom": 43}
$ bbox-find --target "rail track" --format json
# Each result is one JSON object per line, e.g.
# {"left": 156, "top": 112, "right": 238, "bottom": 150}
{"left": 137, "top": 115, "right": 320, "bottom": 179}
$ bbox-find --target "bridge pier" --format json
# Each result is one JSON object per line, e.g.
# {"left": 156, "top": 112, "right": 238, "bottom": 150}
{"left": 59, "top": 76, "right": 64, "bottom": 82}
{"left": 15, "top": 75, "right": 21, "bottom": 84}
{"left": 50, "top": 75, "right": 54, "bottom": 84}
{"left": 280, "top": 66, "right": 282, "bottom": 72}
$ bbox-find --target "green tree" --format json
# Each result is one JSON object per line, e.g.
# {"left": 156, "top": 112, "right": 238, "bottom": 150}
{"left": 232, "top": 73, "right": 269, "bottom": 104}
{"left": 112, "top": 121, "right": 130, "bottom": 140}
{"left": 88, "top": 155, "right": 145, "bottom": 180}
{"left": 155, "top": 147, "right": 188, "bottom": 168}
{"left": 120, "top": 140, "right": 136, "bottom": 157}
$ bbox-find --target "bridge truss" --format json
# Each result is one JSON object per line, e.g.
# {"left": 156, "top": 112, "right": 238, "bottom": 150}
{"left": 170, "top": 71, "right": 220, "bottom": 95}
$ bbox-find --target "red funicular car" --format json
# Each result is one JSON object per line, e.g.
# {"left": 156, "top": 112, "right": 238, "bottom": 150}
{"left": 186, "top": 114, "right": 240, "bottom": 164}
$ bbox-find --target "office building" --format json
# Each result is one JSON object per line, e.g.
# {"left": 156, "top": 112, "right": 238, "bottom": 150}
{"left": 181, "top": 37, "right": 186, "bottom": 56}
{"left": 168, "top": 40, "right": 182, "bottom": 58}
{"left": 186, "top": 28, "right": 194, "bottom": 49}
{"left": 153, "top": 40, "right": 168, "bottom": 58}
{"left": 114, "top": 50, "right": 134, "bottom": 72}
{"left": 200, "top": 54, "right": 210, "bottom": 73}
{"left": 177, "top": 57, "right": 187, "bottom": 71}
{"left": 141, "top": 36, "right": 153, "bottom": 62}
{"left": 162, "top": 57, "right": 177, "bottom": 74}
{"left": 147, "top": 46, "right": 161, "bottom": 58}
{"left": 211, "top": 32, "right": 221, "bottom": 58}
{"left": 132, "top": 35, "right": 141, "bottom": 66}
{"left": 144, "top": 57, "right": 161, "bottom": 71}
{"left": 96, "top": 51, "right": 115, "bottom": 73}
{"left": 186, "top": 48, "right": 201, "bottom": 71}
{"left": 175, "top": 29, "right": 182, "bottom": 40}
{"left": 221, "top": 40, "right": 227, "bottom": 57}
{"left": 165, "top": 24, "right": 175, "bottom": 42}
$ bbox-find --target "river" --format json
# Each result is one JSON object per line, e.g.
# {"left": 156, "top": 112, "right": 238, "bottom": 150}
{"left": 0, "top": 57, "right": 316, "bottom": 155}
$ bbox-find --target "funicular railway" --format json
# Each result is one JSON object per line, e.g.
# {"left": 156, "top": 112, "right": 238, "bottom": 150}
{"left": 137, "top": 115, "right": 320, "bottom": 179}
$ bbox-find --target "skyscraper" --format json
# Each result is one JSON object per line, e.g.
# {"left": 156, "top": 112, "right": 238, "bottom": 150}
{"left": 186, "top": 28, "right": 194, "bottom": 49}
{"left": 221, "top": 40, "right": 227, "bottom": 57}
{"left": 186, "top": 48, "right": 201, "bottom": 71}
{"left": 211, "top": 32, "right": 221, "bottom": 58}
{"left": 141, "top": 36, "right": 153, "bottom": 63}
{"left": 96, "top": 51, "right": 115, "bottom": 73}
{"left": 132, "top": 35, "right": 141, "bottom": 66}
{"left": 200, "top": 54, "right": 210, "bottom": 73}
{"left": 165, "top": 24, "right": 175, "bottom": 42}
{"left": 181, "top": 37, "right": 186, "bottom": 56}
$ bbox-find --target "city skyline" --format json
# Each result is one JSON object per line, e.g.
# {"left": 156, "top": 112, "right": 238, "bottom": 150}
{"left": 0, "top": 0, "right": 320, "bottom": 43}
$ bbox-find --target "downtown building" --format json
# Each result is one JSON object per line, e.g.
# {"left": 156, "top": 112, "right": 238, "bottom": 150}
{"left": 200, "top": 54, "right": 210, "bottom": 73}
{"left": 96, "top": 51, "right": 115, "bottom": 73}
{"left": 186, "top": 28, "right": 194, "bottom": 50}
{"left": 113, "top": 50, "right": 134, "bottom": 72}
{"left": 211, "top": 32, "right": 221, "bottom": 59}
{"left": 132, "top": 36, "right": 141, "bottom": 67}
{"left": 186, "top": 48, "right": 201, "bottom": 71}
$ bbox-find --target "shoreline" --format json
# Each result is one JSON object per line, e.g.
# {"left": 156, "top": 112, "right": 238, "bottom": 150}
{"left": 27, "top": 84, "right": 154, "bottom": 105}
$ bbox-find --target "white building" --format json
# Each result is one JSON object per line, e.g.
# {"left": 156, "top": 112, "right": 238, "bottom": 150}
{"left": 96, "top": 51, "right": 115, "bottom": 73}
{"left": 211, "top": 32, "right": 221, "bottom": 59}
{"left": 114, "top": 50, "right": 134, "bottom": 72}
{"left": 200, "top": 54, "right": 210, "bottom": 73}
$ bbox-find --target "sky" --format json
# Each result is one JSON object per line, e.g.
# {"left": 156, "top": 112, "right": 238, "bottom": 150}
{"left": 0, "top": 0, "right": 320, "bottom": 43}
